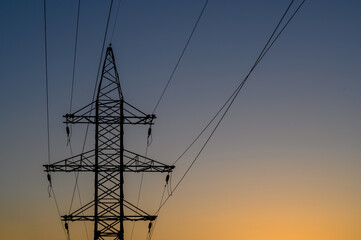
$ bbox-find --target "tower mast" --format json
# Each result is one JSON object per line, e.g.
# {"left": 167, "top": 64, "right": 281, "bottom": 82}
{"left": 44, "top": 45, "right": 174, "bottom": 240}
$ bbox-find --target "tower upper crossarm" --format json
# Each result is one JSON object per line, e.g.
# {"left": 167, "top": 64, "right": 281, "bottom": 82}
{"left": 64, "top": 100, "right": 156, "bottom": 125}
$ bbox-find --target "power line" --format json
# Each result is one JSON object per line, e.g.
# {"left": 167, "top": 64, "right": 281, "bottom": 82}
{"left": 137, "top": 1, "right": 209, "bottom": 235}
{"left": 147, "top": 184, "right": 167, "bottom": 240}
{"left": 69, "top": 0, "right": 81, "bottom": 114}
{"left": 130, "top": 128, "right": 154, "bottom": 240}
{"left": 51, "top": 186, "right": 69, "bottom": 239}
{"left": 145, "top": 3, "right": 211, "bottom": 222}
{"left": 152, "top": 0, "right": 209, "bottom": 114}
{"left": 65, "top": 1, "right": 90, "bottom": 238}
{"left": 67, "top": 0, "right": 81, "bottom": 212}
{"left": 156, "top": 0, "right": 306, "bottom": 215}
{"left": 173, "top": 0, "right": 295, "bottom": 166}
{"left": 67, "top": 1, "right": 114, "bottom": 238}
{"left": 92, "top": 0, "right": 115, "bottom": 102}
{"left": 43, "top": 1, "right": 68, "bottom": 239}
{"left": 129, "top": 171, "right": 145, "bottom": 240}
{"left": 110, "top": 0, "right": 123, "bottom": 42}
{"left": 65, "top": 0, "right": 116, "bottom": 232}
{"left": 43, "top": 0, "right": 50, "bottom": 166}
{"left": 49, "top": 0, "right": 114, "bottom": 238}
{"left": 79, "top": 0, "right": 114, "bottom": 155}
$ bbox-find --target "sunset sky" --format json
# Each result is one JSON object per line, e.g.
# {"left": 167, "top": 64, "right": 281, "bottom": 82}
{"left": 1, "top": 0, "right": 361, "bottom": 239}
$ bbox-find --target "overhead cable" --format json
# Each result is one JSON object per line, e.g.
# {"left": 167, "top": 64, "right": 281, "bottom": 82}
{"left": 79, "top": 0, "right": 114, "bottom": 155}
{"left": 110, "top": 0, "right": 123, "bottom": 42}
{"left": 147, "top": 183, "right": 168, "bottom": 240}
{"left": 43, "top": 0, "right": 50, "bottom": 166}
{"left": 130, "top": 126, "right": 153, "bottom": 240}
{"left": 156, "top": 0, "right": 306, "bottom": 215}
{"left": 173, "top": 0, "right": 296, "bottom": 166}
{"left": 69, "top": 0, "right": 81, "bottom": 114}
{"left": 145, "top": 2, "right": 210, "bottom": 237}
{"left": 67, "top": 0, "right": 81, "bottom": 212}
{"left": 43, "top": 1, "right": 68, "bottom": 239}
{"left": 152, "top": 0, "right": 209, "bottom": 114}
{"left": 67, "top": 1, "right": 114, "bottom": 239}
{"left": 67, "top": 0, "right": 83, "bottom": 216}
{"left": 64, "top": 1, "right": 90, "bottom": 238}
{"left": 51, "top": 186, "right": 69, "bottom": 239}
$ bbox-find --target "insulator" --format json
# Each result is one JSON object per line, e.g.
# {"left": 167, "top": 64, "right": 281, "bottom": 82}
{"left": 47, "top": 173, "right": 51, "bottom": 183}
{"left": 65, "top": 222, "right": 69, "bottom": 231}
{"left": 148, "top": 222, "right": 152, "bottom": 232}
{"left": 147, "top": 126, "right": 152, "bottom": 138}
{"left": 165, "top": 174, "right": 170, "bottom": 184}
{"left": 66, "top": 125, "right": 70, "bottom": 136}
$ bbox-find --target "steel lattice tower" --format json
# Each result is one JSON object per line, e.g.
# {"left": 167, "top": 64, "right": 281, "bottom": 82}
{"left": 44, "top": 46, "right": 174, "bottom": 240}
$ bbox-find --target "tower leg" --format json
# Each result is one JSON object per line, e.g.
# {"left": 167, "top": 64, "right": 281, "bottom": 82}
{"left": 119, "top": 99, "right": 124, "bottom": 240}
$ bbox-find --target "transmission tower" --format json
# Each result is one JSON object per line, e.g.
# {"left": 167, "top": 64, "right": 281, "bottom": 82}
{"left": 44, "top": 45, "right": 174, "bottom": 240}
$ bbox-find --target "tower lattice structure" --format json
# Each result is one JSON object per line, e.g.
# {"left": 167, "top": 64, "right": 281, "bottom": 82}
{"left": 44, "top": 46, "right": 174, "bottom": 240}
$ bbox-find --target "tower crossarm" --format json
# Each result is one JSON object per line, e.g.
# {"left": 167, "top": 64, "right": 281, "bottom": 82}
{"left": 62, "top": 199, "right": 156, "bottom": 222}
{"left": 123, "top": 199, "right": 157, "bottom": 221}
{"left": 43, "top": 149, "right": 174, "bottom": 173}
{"left": 62, "top": 215, "right": 156, "bottom": 222}
{"left": 124, "top": 150, "right": 175, "bottom": 172}
{"left": 63, "top": 100, "right": 156, "bottom": 125}
{"left": 43, "top": 149, "right": 95, "bottom": 172}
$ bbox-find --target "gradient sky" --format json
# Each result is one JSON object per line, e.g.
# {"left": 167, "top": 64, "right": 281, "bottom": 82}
{"left": 1, "top": 0, "right": 361, "bottom": 239}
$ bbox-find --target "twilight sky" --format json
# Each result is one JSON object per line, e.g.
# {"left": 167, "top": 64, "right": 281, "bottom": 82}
{"left": 0, "top": 0, "right": 361, "bottom": 240}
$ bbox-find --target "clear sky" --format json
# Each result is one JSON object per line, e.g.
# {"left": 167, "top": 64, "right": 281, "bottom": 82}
{"left": 0, "top": 0, "right": 360, "bottom": 240}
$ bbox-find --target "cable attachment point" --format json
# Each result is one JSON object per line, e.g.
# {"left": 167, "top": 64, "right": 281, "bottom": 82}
{"left": 47, "top": 173, "right": 52, "bottom": 198}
